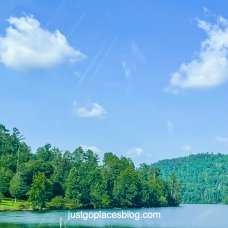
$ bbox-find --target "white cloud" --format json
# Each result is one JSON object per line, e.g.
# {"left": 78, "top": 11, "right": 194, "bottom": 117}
{"left": 216, "top": 136, "right": 228, "bottom": 143}
{"left": 166, "top": 16, "right": 228, "bottom": 93}
{"left": 80, "top": 145, "right": 101, "bottom": 153}
{"left": 126, "top": 147, "right": 144, "bottom": 157}
{"left": 203, "top": 6, "right": 210, "bottom": 14}
{"left": 0, "top": 15, "right": 85, "bottom": 71}
{"left": 122, "top": 61, "right": 131, "bottom": 79}
{"left": 73, "top": 70, "right": 82, "bottom": 79}
{"left": 167, "top": 120, "right": 174, "bottom": 134}
{"left": 181, "top": 145, "right": 193, "bottom": 152}
{"left": 74, "top": 102, "right": 107, "bottom": 119}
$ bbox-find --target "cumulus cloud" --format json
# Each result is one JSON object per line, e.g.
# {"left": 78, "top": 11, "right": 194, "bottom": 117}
{"left": 166, "top": 16, "right": 228, "bottom": 93}
{"left": 126, "top": 147, "right": 144, "bottom": 157}
{"left": 80, "top": 145, "right": 101, "bottom": 153}
{"left": 181, "top": 145, "right": 193, "bottom": 152}
{"left": 0, "top": 15, "right": 85, "bottom": 71}
{"left": 216, "top": 136, "right": 228, "bottom": 143}
{"left": 74, "top": 102, "right": 107, "bottom": 119}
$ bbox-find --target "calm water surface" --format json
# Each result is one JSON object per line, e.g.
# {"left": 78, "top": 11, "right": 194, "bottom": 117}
{"left": 0, "top": 204, "right": 227, "bottom": 228}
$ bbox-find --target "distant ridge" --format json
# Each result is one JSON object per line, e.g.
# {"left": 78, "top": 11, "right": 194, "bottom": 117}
{"left": 152, "top": 153, "right": 228, "bottom": 204}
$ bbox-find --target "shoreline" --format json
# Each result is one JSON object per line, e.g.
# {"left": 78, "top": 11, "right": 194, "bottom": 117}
{"left": 0, "top": 201, "right": 226, "bottom": 212}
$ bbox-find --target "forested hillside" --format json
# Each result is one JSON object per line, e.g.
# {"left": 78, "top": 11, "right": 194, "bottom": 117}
{"left": 0, "top": 124, "right": 180, "bottom": 210}
{"left": 152, "top": 153, "right": 228, "bottom": 204}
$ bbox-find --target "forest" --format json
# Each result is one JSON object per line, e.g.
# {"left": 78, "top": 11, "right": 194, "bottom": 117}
{"left": 152, "top": 153, "right": 228, "bottom": 204}
{"left": 0, "top": 124, "right": 181, "bottom": 210}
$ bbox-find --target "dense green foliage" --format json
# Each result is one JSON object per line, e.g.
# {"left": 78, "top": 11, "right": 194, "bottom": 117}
{"left": 0, "top": 193, "right": 3, "bottom": 203}
{"left": 9, "top": 173, "right": 27, "bottom": 202}
{"left": 0, "top": 124, "right": 180, "bottom": 209}
{"left": 152, "top": 153, "right": 228, "bottom": 204}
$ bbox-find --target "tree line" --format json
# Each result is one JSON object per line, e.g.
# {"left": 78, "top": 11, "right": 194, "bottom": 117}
{"left": 0, "top": 124, "right": 181, "bottom": 209}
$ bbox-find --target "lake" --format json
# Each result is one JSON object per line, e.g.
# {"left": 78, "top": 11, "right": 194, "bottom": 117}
{"left": 0, "top": 204, "right": 227, "bottom": 228}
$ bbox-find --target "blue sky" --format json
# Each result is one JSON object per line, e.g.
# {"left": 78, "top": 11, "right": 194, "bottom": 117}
{"left": 0, "top": 0, "right": 228, "bottom": 165}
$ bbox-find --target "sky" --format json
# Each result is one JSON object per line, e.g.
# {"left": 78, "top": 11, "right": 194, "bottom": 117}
{"left": 0, "top": 0, "right": 228, "bottom": 165}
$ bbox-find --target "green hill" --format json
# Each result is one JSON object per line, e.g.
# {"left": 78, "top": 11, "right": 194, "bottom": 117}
{"left": 152, "top": 153, "right": 228, "bottom": 204}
